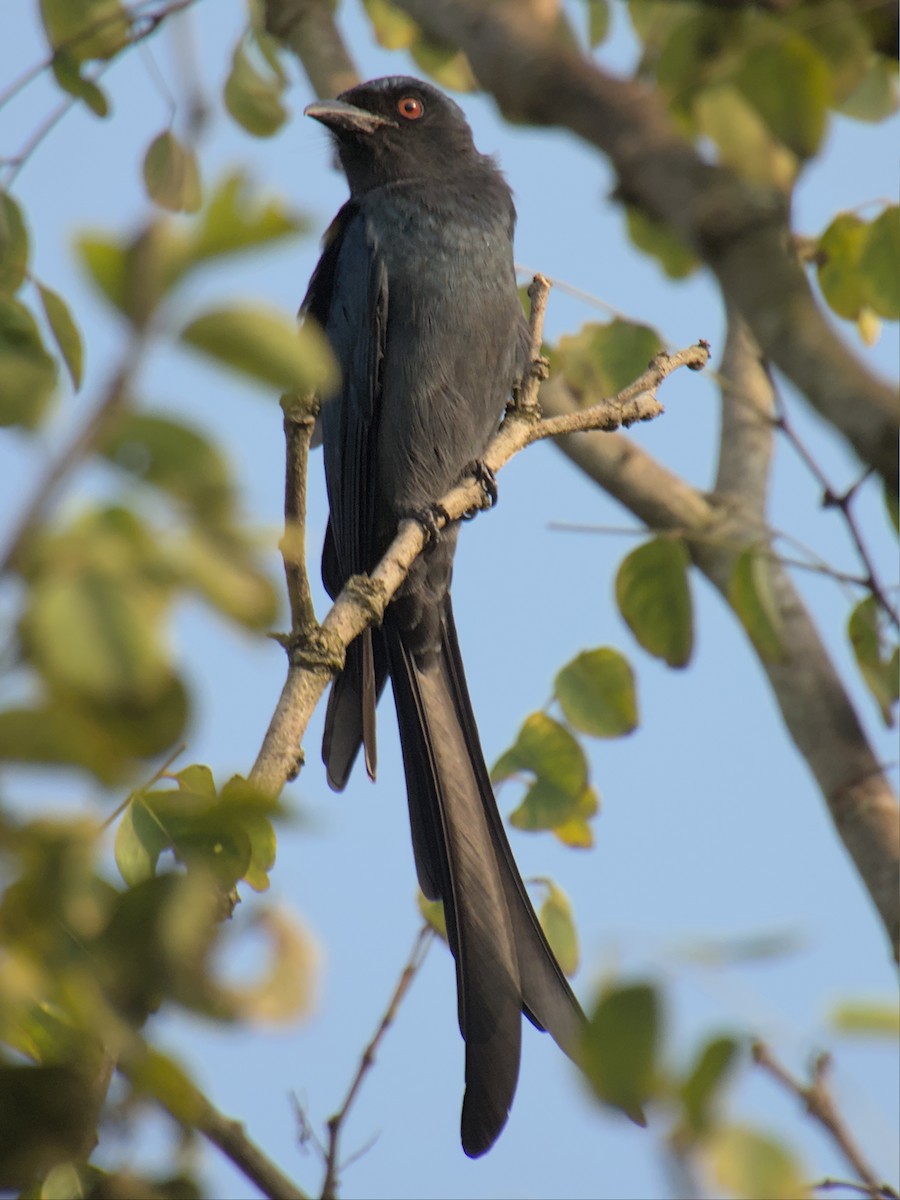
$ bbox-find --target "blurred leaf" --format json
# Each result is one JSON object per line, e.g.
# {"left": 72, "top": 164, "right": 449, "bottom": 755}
{"left": 736, "top": 35, "right": 830, "bottom": 158}
{"left": 510, "top": 778, "right": 597, "bottom": 834}
{"left": 816, "top": 212, "right": 868, "bottom": 319}
{"left": 181, "top": 302, "right": 338, "bottom": 394}
{"left": 839, "top": 54, "right": 900, "bottom": 122}
{"left": 848, "top": 596, "right": 898, "bottom": 726}
{"left": 552, "top": 785, "right": 599, "bottom": 848}
{"left": 0, "top": 703, "right": 126, "bottom": 784}
{"left": 625, "top": 205, "right": 697, "bottom": 279}
{"left": 0, "top": 192, "right": 29, "bottom": 294}
{"left": 99, "top": 410, "right": 236, "bottom": 524}
{"left": 0, "top": 297, "right": 57, "bottom": 428}
{"left": 856, "top": 305, "right": 881, "bottom": 346}
{"left": 39, "top": 0, "right": 130, "bottom": 63}
{"left": 728, "top": 546, "right": 785, "bottom": 663}
{"left": 694, "top": 83, "right": 798, "bottom": 190}
{"left": 885, "top": 479, "right": 899, "bottom": 534}
{"left": 552, "top": 319, "right": 663, "bottom": 403}
{"left": 410, "top": 41, "right": 476, "bottom": 92}
{"left": 77, "top": 225, "right": 187, "bottom": 325}
{"left": 536, "top": 879, "right": 579, "bottom": 976}
{"left": 176, "top": 764, "right": 217, "bottom": 799}
{"left": 166, "top": 528, "right": 278, "bottom": 629}
{"left": 554, "top": 647, "right": 638, "bottom": 737}
{"left": 616, "top": 538, "right": 693, "bottom": 667}
{"left": 143, "top": 131, "right": 202, "bottom": 214}
{"left": 194, "top": 173, "right": 307, "bottom": 262}
{"left": 417, "top": 893, "right": 448, "bottom": 941}
{"left": 0, "top": 1064, "right": 96, "bottom": 1188}
{"left": 680, "top": 1035, "right": 740, "bottom": 1135}
{"left": 50, "top": 51, "right": 109, "bottom": 116}
{"left": 858, "top": 204, "right": 900, "bottom": 319}
{"left": 224, "top": 41, "right": 287, "bottom": 137}
{"left": 125, "top": 1048, "right": 206, "bottom": 1126}
{"left": 586, "top": 0, "right": 610, "bottom": 48}
{"left": 707, "top": 1125, "right": 808, "bottom": 1200}
{"left": 219, "top": 775, "right": 278, "bottom": 892}
{"left": 492, "top": 712, "right": 588, "bottom": 796}
{"left": 35, "top": 282, "right": 83, "bottom": 389}
{"left": 220, "top": 908, "right": 318, "bottom": 1024}
{"left": 830, "top": 999, "right": 900, "bottom": 1038}
{"left": 583, "top": 982, "right": 658, "bottom": 1118}
{"left": 674, "top": 928, "right": 805, "bottom": 965}
{"left": 655, "top": 11, "right": 737, "bottom": 108}
{"left": 115, "top": 794, "right": 171, "bottom": 886}
{"left": 77, "top": 671, "right": 189, "bottom": 762}
{"left": 793, "top": 0, "right": 871, "bottom": 105}
{"left": 363, "top": 0, "right": 419, "bottom": 49}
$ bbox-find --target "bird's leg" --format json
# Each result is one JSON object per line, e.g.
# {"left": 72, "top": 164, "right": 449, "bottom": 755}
{"left": 460, "top": 460, "right": 498, "bottom": 521}
{"left": 402, "top": 501, "right": 451, "bottom": 542}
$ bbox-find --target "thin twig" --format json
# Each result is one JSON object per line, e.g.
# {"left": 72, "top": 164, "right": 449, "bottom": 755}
{"left": 195, "top": 1100, "right": 309, "bottom": 1200}
{"left": 752, "top": 1042, "right": 894, "bottom": 1200}
{"left": 774, "top": 395, "right": 899, "bottom": 629}
{"left": 280, "top": 395, "right": 319, "bottom": 635}
{"left": 812, "top": 1179, "right": 900, "bottom": 1199}
{"left": 320, "top": 927, "right": 434, "bottom": 1199}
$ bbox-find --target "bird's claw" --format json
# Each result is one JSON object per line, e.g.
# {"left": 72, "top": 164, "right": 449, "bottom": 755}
{"left": 461, "top": 460, "right": 498, "bottom": 521}
{"left": 403, "top": 502, "right": 450, "bottom": 543}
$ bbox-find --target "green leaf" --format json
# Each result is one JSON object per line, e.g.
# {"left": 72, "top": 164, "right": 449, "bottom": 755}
{"left": 816, "top": 212, "right": 868, "bottom": 320}
{"left": 40, "top": 0, "right": 130, "bottom": 62}
{"left": 728, "top": 546, "right": 785, "bottom": 663}
{"left": 180, "top": 302, "right": 338, "bottom": 394}
{"left": 680, "top": 1035, "right": 740, "bottom": 1134}
{"left": 848, "top": 596, "right": 897, "bottom": 726}
{"left": 491, "top": 712, "right": 588, "bottom": 796}
{"left": 537, "top": 879, "right": 579, "bottom": 976}
{"left": 625, "top": 205, "right": 697, "bottom": 279}
{"left": 224, "top": 41, "right": 287, "bottom": 137}
{"left": 830, "top": 1000, "right": 900, "bottom": 1038}
{"left": 219, "top": 775, "right": 279, "bottom": 892}
{"left": 858, "top": 204, "right": 900, "bottom": 319}
{"left": 552, "top": 319, "right": 664, "bottom": 403}
{"left": 554, "top": 647, "right": 638, "bottom": 737}
{"left": 884, "top": 479, "right": 899, "bottom": 534}
{"left": 409, "top": 41, "right": 476, "bottom": 93}
{"left": 794, "top": 0, "right": 871, "bottom": 105}
{"left": 143, "top": 131, "right": 202, "bottom": 214}
{"left": 0, "top": 297, "right": 57, "bottom": 428}
{"left": 616, "top": 538, "right": 693, "bottom": 667}
{"left": 167, "top": 529, "right": 278, "bottom": 630}
{"left": 126, "top": 1048, "right": 206, "bottom": 1126}
{"left": 35, "top": 282, "right": 84, "bottom": 389}
{"left": 78, "top": 226, "right": 188, "bottom": 325}
{"left": 583, "top": 982, "right": 658, "bottom": 1118}
{"left": 694, "top": 82, "right": 798, "bottom": 190}
{"left": 362, "top": 0, "right": 419, "bottom": 49}
{"left": 552, "top": 785, "right": 599, "bottom": 849}
{"left": 0, "top": 1065, "right": 97, "bottom": 1187}
{"left": 839, "top": 54, "right": 900, "bottom": 122}
{"left": 586, "top": 0, "right": 610, "bottom": 48}
{"left": 707, "top": 1126, "right": 807, "bottom": 1200}
{"left": 509, "top": 778, "right": 597, "bottom": 834}
{"left": 193, "top": 172, "right": 308, "bottom": 263}
{"left": 417, "top": 892, "right": 448, "bottom": 941}
{"left": 115, "top": 794, "right": 172, "bottom": 885}
{"left": 50, "top": 51, "right": 110, "bottom": 116}
{"left": 0, "top": 703, "right": 126, "bottom": 784}
{"left": 99, "top": 410, "right": 236, "bottom": 524}
{"left": 736, "top": 35, "right": 830, "bottom": 158}
{"left": 0, "top": 192, "right": 29, "bottom": 294}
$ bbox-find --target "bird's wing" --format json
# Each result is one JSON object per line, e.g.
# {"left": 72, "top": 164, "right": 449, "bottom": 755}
{"left": 304, "top": 202, "right": 389, "bottom": 784}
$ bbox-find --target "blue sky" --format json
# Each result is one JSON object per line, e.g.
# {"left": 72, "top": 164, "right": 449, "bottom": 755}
{"left": 1, "top": 2, "right": 897, "bottom": 1197}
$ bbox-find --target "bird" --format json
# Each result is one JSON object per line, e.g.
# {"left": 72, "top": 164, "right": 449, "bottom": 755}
{"left": 302, "top": 75, "right": 585, "bottom": 1157}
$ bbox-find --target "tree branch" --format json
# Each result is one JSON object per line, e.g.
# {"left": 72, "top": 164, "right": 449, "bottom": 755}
{"left": 752, "top": 1042, "right": 895, "bottom": 1200}
{"left": 389, "top": 0, "right": 899, "bottom": 492}
{"left": 263, "top": 0, "right": 359, "bottom": 99}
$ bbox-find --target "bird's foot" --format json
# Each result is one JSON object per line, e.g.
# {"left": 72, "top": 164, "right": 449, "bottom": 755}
{"left": 402, "top": 502, "right": 450, "bottom": 543}
{"left": 461, "top": 460, "right": 498, "bottom": 521}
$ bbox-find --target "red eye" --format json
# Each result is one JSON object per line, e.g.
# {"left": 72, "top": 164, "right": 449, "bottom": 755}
{"left": 397, "top": 95, "right": 424, "bottom": 120}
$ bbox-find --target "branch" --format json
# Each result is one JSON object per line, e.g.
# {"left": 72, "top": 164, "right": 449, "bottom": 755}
{"left": 196, "top": 1102, "right": 309, "bottom": 1200}
{"left": 319, "top": 927, "right": 433, "bottom": 1200}
{"left": 248, "top": 277, "right": 707, "bottom": 795}
{"left": 752, "top": 1043, "right": 895, "bottom": 1200}
{"left": 263, "top": 0, "right": 359, "bottom": 99}
{"left": 389, "top": 0, "right": 899, "bottom": 492}
{"left": 540, "top": 329, "right": 900, "bottom": 958}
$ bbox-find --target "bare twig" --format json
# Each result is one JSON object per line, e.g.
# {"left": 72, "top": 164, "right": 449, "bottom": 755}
{"left": 195, "top": 1100, "right": 309, "bottom": 1200}
{"left": 320, "top": 927, "right": 434, "bottom": 1199}
{"left": 279, "top": 395, "right": 320, "bottom": 636}
{"left": 752, "top": 1042, "right": 895, "bottom": 1200}
{"left": 812, "top": 1179, "right": 900, "bottom": 1199}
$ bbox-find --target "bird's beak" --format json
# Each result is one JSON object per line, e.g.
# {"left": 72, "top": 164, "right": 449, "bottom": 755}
{"left": 304, "top": 99, "right": 395, "bottom": 135}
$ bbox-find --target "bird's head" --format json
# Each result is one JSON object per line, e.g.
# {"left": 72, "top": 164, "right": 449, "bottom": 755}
{"left": 305, "top": 76, "right": 479, "bottom": 195}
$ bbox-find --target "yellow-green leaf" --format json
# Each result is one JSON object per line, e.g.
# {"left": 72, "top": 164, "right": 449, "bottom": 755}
{"left": 126, "top": 1048, "right": 206, "bottom": 1126}
{"left": 848, "top": 595, "right": 897, "bottom": 726}
{"left": 830, "top": 999, "right": 900, "bottom": 1038}
{"left": 839, "top": 53, "right": 900, "bottom": 123}
{"left": 586, "top": 0, "right": 610, "bottom": 48}
{"left": 0, "top": 297, "right": 57, "bottom": 428}
{"left": 491, "top": 712, "right": 588, "bottom": 796}
{"left": 40, "top": 0, "right": 130, "bottom": 62}
{"left": 417, "top": 892, "right": 448, "bottom": 940}
{"left": 616, "top": 538, "right": 693, "bottom": 667}
{"left": 583, "top": 982, "right": 658, "bottom": 1118}
{"left": 679, "top": 1035, "right": 740, "bottom": 1134}
{"left": 728, "top": 546, "right": 785, "bottom": 663}
{"left": 362, "top": 0, "right": 419, "bottom": 49}
{"left": 224, "top": 41, "right": 287, "bottom": 137}
{"left": 167, "top": 529, "right": 278, "bottom": 630}
{"left": 554, "top": 647, "right": 638, "bottom": 737}
{"left": 537, "top": 879, "right": 579, "bottom": 976}
{"left": 115, "top": 795, "right": 171, "bottom": 885}
{"left": 36, "top": 282, "right": 84, "bottom": 389}
{"left": 50, "top": 51, "right": 110, "bottom": 116}
{"left": 410, "top": 41, "right": 476, "bottom": 93}
{"left": 509, "top": 779, "right": 596, "bottom": 834}
{"left": 707, "top": 1126, "right": 808, "bottom": 1200}
{"left": 143, "top": 131, "right": 202, "bottom": 214}
{"left": 816, "top": 212, "right": 868, "bottom": 319}
{"left": 180, "top": 302, "right": 337, "bottom": 394}
{"left": 194, "top": 172, "right": 307, "bottom": 262}
{"left": 552, "top": 319, "right": 664, "bottom": 403}
{"left": 625, "top": 205, "right": 697, "bottom": 279}
{"left": 858, "top": 204, "right": 900, "bottom": 319}
{"left": 694, "top": 82, "right": 798, "bottom": 190}
{"left": 0, "top": 192, "right": 29, "bottom": 294}
{"left": 736, "top": 35, "right": 830, "bottom": 158}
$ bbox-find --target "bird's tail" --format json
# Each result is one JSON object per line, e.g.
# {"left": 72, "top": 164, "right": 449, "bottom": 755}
{"left": 385, "top": 598, "right": 585, "bottom": 1157}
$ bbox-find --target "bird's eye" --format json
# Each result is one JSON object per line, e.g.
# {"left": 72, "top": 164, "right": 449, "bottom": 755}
{"left": 397, "top": 95, "right": 424, "bottom": 120}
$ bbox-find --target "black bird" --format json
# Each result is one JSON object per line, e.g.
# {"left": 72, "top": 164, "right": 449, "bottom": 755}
{"left": 302, "top": 76, "right": 585, "bottom": 1157}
